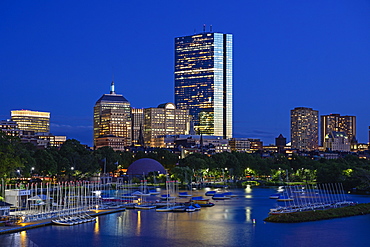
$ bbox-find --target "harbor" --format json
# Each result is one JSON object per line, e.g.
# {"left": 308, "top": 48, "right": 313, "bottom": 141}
{"left": 0, "top": 180, "right": 234, "bottom": 234}
{"left": 1, "top": 187, "right": 370, "bottom": 247}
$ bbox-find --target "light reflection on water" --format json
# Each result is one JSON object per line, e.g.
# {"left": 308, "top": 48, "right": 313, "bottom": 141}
{"left": 245, "top": 206, "right": 252, "bottom": 222}
{"left": 20, "top": 231, "right": 27, "bottom": 247}
{"left": 1, "top": 188, "right": 370, "bottom": 247}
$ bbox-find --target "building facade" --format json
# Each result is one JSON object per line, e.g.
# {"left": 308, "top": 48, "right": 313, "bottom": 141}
{"left": 0, "top": 120, "right": 20, "bottom": 136}
{"left": 93, "top": 82, "right": 131, "bottom": 150}
{"left": 321, "top": 114, "right": 356, "bottom": 146}
{"left": 144, "top": 103, "right": 190, "bottom": 147}
{"left": 131, "top": 108, "right": 144, "bottom": 146}
{"left": 291, "top": 107, "right": 319, "bottom": 151}
{"left": 323, "top": 131, "right": 350, "bottom": 152}
{"left": 11, "top": 110, "right": 50, "bottom": 133}
{"left": 275, "top": 134, "right": 287, "bottom": 153}
{"left": 229, "top": 138, "right": 251, "bottom": 153}
{"left": 174, "top": 31, "right": 232, "bottom": 139}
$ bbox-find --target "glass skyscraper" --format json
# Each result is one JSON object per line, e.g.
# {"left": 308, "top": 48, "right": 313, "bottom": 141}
{"left": 174, "top": 32, "right": 232, "bottom": 139}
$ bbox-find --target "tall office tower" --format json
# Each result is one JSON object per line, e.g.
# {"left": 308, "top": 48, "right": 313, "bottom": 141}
{"left": 174, "top": 31, "right": 233, "bottom": 139}
{"left": 144, "top": 103, "right": 190, "bottom": 147}
{"left": 93, "top": 82, "right": 132, "bottom": 150}
{"left": 291, "top": 107, "right": 319, "bottom": 151}
{"left": 320, "top": 114, "right": 356, "bottom": 146}
{"left": 131, "top": 108, "right": 144, "bottom": 146}
{"left": 11, "top": 110, "right": 50, "bottom": 133}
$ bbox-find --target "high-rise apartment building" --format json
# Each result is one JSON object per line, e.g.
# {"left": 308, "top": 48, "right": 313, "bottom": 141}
{"left": 174, "top": 31, "right": 232, "bottom": 139}
{"left": 93, "top": 82, "right": 131, "bottom": 150}
{"left": 144, "top": 103, "right": 190, "bottom": 147}
{"left": 11, "top": 110, "right": 50, "bottom": 133}
{"left": 321, "top": 114, "right": 356, "bottom": 146}
{"left": 291, "top": 107, "right": 319, "bottom": 151}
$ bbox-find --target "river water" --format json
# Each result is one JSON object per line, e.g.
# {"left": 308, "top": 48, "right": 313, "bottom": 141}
{"left": 1, "top": 187, "right": 370, "bottom": 247}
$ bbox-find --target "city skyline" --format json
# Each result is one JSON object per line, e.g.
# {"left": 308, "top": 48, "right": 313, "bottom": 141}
{"left": 1, "top": 1, "right": 369, "bottom": 146}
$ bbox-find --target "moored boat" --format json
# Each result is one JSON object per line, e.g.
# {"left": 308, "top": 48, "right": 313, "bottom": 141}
{"left": 277, "top": 195, "right": 294, "bottom": 202}
{"left": 191, "top": 196, "right": 215, "bottom": 207}
{"left": 212, "top": 193, "right": 231, "bottom": 200}
{"left": 160, "top": 194, "right": 176, "bottom": 200}
{"left": 149, "top": 189, "right": 160, "bottom": 195}
{"left": 269, "top": 193, "right": 281, "bottom": 199}
{"left": 134, "top": 205, "right": 156, "bottom": 210}
{"left": 178, "top": 192, "right": 192, "bottom": 197}
{"left": 205, "top": 191, "right": 217, "bottom": 196}
{"left": 185, "top": 205, "right": 196, "bottom": 212}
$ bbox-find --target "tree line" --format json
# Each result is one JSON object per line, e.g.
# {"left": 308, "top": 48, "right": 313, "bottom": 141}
{"left": 1, "top": 132, "right": 370, "bottom": 191}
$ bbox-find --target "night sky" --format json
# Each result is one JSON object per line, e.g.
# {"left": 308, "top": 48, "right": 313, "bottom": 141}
{"left": 1, "top": 1, "right": 369, "bottom": 146}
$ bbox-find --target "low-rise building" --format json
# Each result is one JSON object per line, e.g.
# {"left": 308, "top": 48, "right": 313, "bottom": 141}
{"left": 229, "top": 138, "right": 251, "bottom": 153}
{"left": 323, "top": 131, "right": 350, "bottom": 152}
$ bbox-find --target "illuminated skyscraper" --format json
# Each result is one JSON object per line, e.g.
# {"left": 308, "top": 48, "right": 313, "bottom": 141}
{"left": 174, "top": 31, "right": 232, "bottom": 139}
{"left": 93, "top": 82, "right": 131, "bottom": 150}
{"left": 291, "top": 107, "right": 319, "bottom": 151}
{"left": 321, "top": 114, "right": 356, "bottom": 146}
{"left": 11, "top": 109, "right": 50, "bottom": 133}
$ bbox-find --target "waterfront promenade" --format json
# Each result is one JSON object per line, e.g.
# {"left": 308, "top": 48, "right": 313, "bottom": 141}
{"left": 0, "top": 208, "right": 125, "bottom": 235}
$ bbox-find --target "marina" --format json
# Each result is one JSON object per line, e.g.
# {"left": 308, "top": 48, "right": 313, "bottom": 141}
{"left": 1, "top": 187, "right": 370, "bottom": 247}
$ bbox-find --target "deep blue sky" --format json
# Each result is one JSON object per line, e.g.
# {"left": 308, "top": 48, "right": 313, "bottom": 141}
{"left": 1, "top": 1, "right": 369, "bottom": 146}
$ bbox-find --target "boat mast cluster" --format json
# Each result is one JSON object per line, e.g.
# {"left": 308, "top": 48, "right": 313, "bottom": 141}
{"left": 269, "top": 183, "right": 355, "bottom": 215}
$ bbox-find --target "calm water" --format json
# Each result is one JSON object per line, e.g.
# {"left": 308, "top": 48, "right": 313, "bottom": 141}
{"left": 1, "top": 187, "right": 370, "bottom": 247}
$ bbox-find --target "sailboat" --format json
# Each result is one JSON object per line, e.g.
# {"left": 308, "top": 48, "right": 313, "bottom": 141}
{"left": 157, "top": 179, "right": 177, "bottom": 212}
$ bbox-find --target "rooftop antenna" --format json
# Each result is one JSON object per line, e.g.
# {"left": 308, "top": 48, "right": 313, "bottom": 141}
{"left": 210, "top": 25, "right": 213, "bottom": 32}
{"left": 203, "top": 24, "right": 206, "bottom": 32}
{"left": 110, "top": 67, "right": 116, "bottom": 94}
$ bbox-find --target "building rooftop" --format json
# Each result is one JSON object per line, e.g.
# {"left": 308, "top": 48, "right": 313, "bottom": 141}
{"left": 96, "top": 94, "right": 129, "bottom": 104}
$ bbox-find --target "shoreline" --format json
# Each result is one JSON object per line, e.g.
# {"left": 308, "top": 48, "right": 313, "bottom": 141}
{"left": 0, "top": 208, "right": 125, "bottom": 235}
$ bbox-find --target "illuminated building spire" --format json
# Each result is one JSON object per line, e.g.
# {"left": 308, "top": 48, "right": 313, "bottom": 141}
{"left": 110, "top": 81, "right": 115, "bottom": 94}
